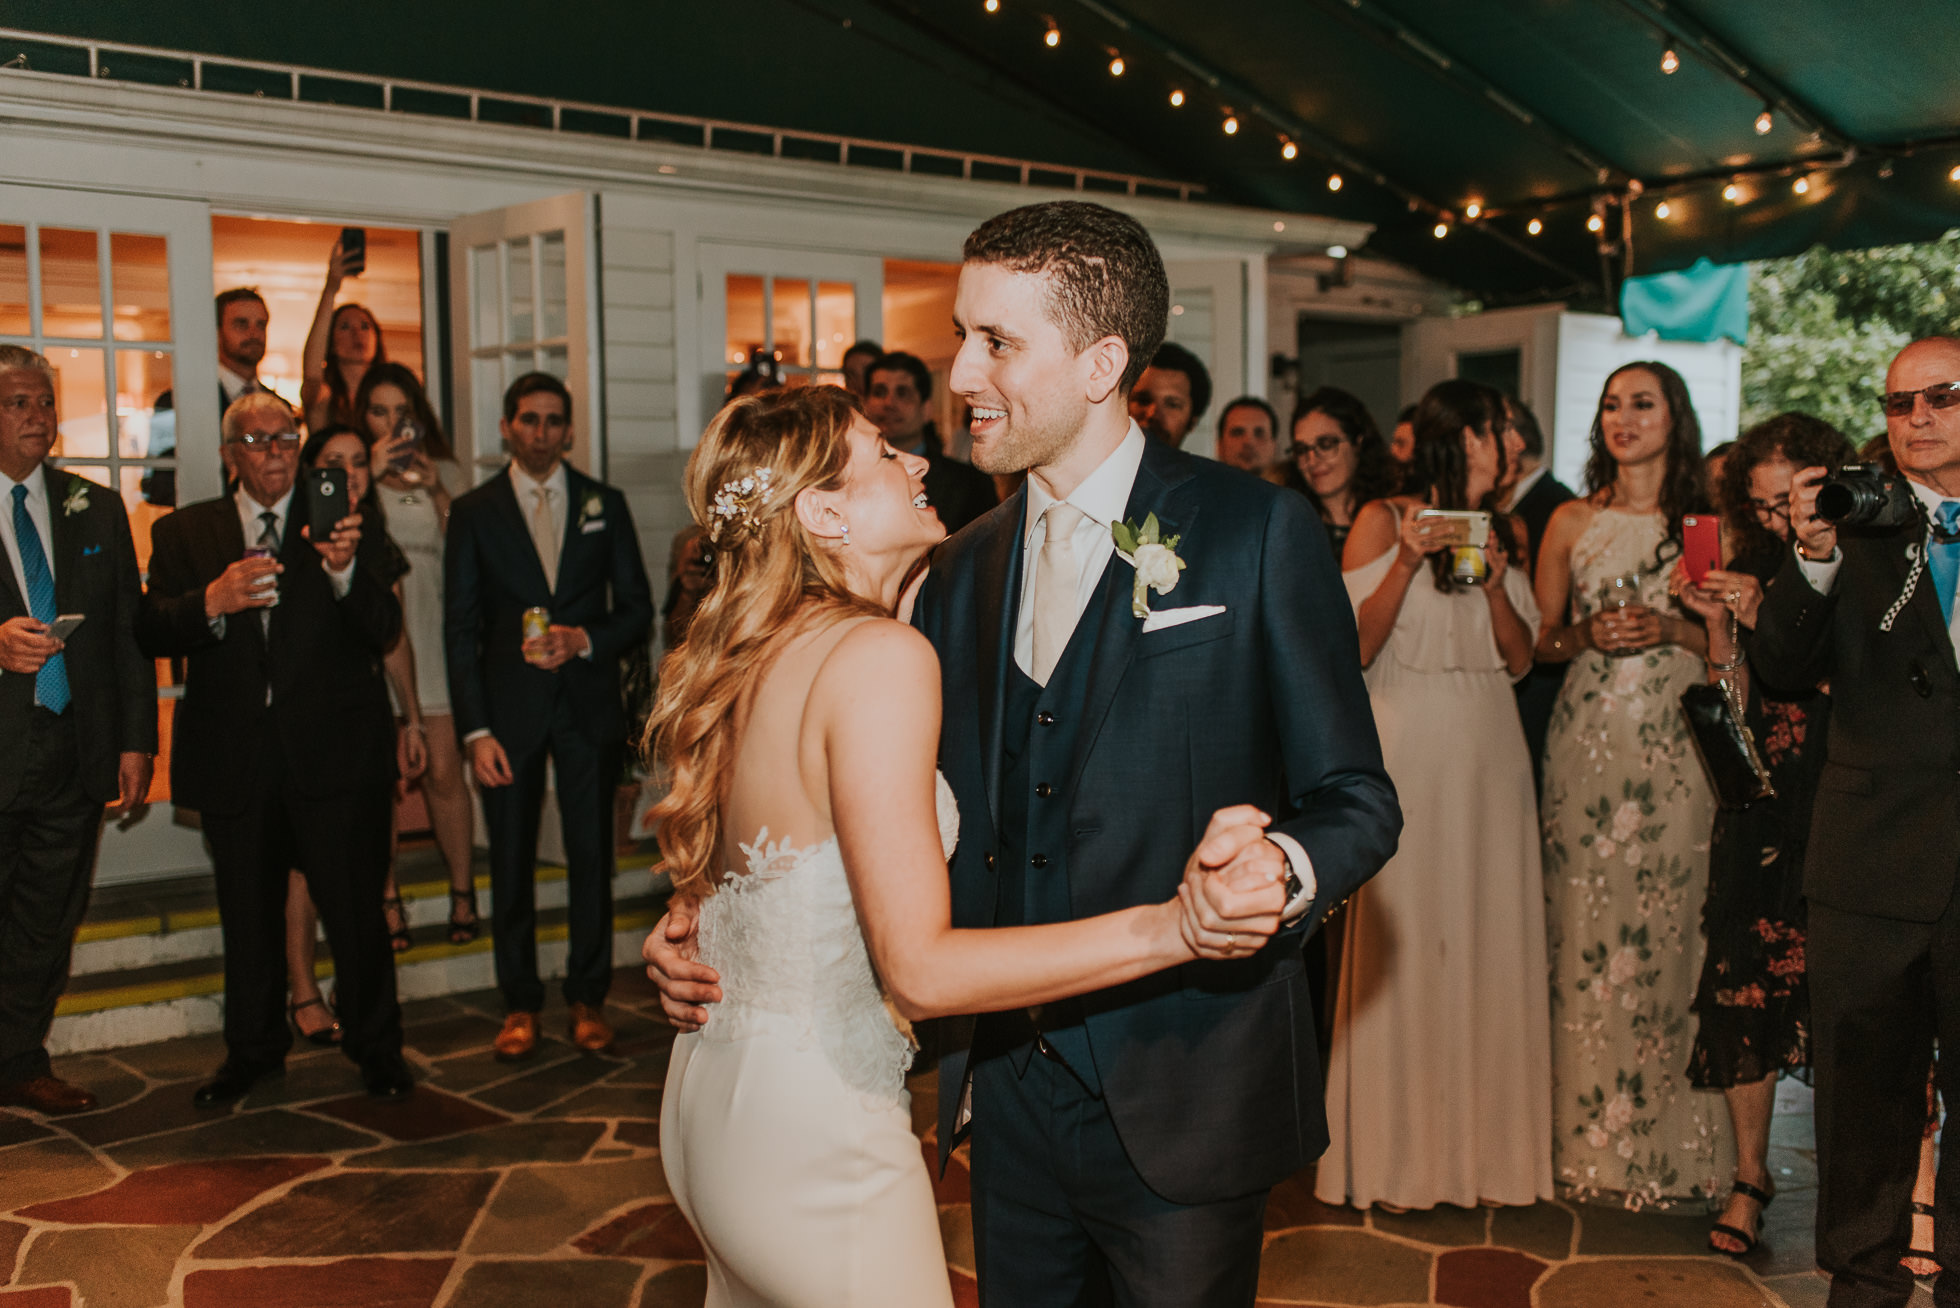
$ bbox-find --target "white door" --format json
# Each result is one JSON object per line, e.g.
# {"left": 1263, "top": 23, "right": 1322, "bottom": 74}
{"left": 695, "top": 244, "right": 883, "bottom": 444}
{"left": 0, "top": 184, "right": 221, "bottom": 886}
{"left": 1161, "top": 259, "right": 1250, "bottom": 461}
{"left": 448, "top": 193, "right": 602, "bottom": 482}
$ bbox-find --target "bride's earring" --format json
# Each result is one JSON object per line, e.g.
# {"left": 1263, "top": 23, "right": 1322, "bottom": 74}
{"left": 840, "top": 522, "right": 851, "bottom": 548}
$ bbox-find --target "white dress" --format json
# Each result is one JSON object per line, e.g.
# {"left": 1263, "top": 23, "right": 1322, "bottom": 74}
{"left": 660, "top": 776, "right": 960, "bottom": 1308}
{"left": 1315, "top": 544, "right": 1556, "bottom": 1210}
{"left": 381, "top": 461, "right": 453, "bottom": 715}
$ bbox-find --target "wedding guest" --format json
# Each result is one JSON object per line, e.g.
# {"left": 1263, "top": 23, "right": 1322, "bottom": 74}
{"left": 662, "top": 524, "right": 712, "bottom": 652}
{"left": 863, "top": 352, "right": 997, "bottom": 534}
{"left": 1534, "top": 360, "right": 1728, "bottom": 1209}
{"left": 1318, "top": 379, "right": 1551, "bottom": 1211}
{"left": 356, "top": 364, "right": 478, "bottom": 947}
{"left": 1214, "top": 396, "right": 1282, "bottom": 479}
{"left": 1130, "top": 342, "right": 1210, "bottom": 448}
{"left": 148, "top": 290, "right": 279, "bottom": 508}
{"left": 1504, "top": 397, "right": 1576, "bottom": 790}
{"left": 302, "top": 238, "right": 385, "bottom": 433}
{"left": 1390, "top": 404, "right": 1418, "bottom": 471}
{"left": 139, "top": 392, "right": 411, "bottom": 1104}
{"left": 0, "top": 347, "right": 156, "bottom": 1116}
{"left": 840, "top": 339, "right": 882, "bottom": 398}
{"left": 1672, "top": 412, "right": 1851, "bottom": 1254}
{"left": 1285, "top": 386, "right": 1401, "bottom": 555}
{"left": 1704, "top": 440, "right": 1736, "bottom": 503}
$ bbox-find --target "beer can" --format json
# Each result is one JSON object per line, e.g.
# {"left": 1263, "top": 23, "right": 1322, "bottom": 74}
{"left": 522, "top": 606, "right": 550, "bottom": 642}
{"left": 1449, "top": 545, "right": 1489, "bottom": 586}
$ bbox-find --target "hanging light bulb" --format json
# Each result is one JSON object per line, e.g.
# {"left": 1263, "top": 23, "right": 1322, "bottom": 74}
{"left": 1327, "top": 244, "right": 1348, "bottom": 259}
{"left": 1280, "top": 137, "right": 1298, "bottom": 160}
{"left": 1108, "top": 51, "right": 1125, "bottom": 76}
{"left": 1168, "top": 88, "right": 1184, "bottom": 107}
{"left": 1723, "top": 182, "right": 1740, "bottom": 202}
{"left": 1587, "top": 213, "right": 1605, "bottom": 233}
{"left": 1464, "top": 202, "right": 1482, "bottom": 220}
{"left": 1527, "top": 217, "right": 1543, "bottom": 235}
{"left": 1755, "top": 107, "right": 1773, "bottom": 135}
{"left": 1044, "top": 22, "right": 1060, "bottom": 47}
{"left": 1222, "top": 113, "right": 1239, "bottom": 135}
{"left": 1793, "top": 175, "right": 1811, "bottom": 195}
{"left": 1327, "top": 173, "right": 1343, "bottom": 191}
{"left": 984, "top": 0, "right": 999, "bottom": 11}
{"left": 1433, "top": 222, "right": 1450, "bottom": 239}
{"left": 1655, "top": 200, "right": 1672, "bottom": 219}
{"left": 1660, "top": 48, "right": 1680, "bottom": 74}
{"left": 1949, "top": 164, "right": 1960, "bottom": 182}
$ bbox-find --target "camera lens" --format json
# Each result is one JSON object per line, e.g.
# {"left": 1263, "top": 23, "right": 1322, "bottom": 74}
{"left": 1813, "top": 480, "right": 1864, "bottom": 523}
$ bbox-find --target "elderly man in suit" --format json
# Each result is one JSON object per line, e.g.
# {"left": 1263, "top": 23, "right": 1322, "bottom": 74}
{"left": 0, "top": 346, "right": 156, "bottom": 1116}
{"left": 139, "top": 390, "right": 410, "bottom": 1106}
{"left": 446, "top": 372, "right": 653, "bottom": 1063}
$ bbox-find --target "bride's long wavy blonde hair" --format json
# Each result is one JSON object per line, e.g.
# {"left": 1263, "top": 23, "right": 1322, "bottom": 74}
{"left": 645, "top": 386, "right": 885, "bottom": 898}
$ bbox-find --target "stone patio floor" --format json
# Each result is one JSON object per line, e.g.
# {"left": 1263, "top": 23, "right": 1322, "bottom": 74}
{"left": 0, "top": 965, "right": 1902, "bottom": 1307}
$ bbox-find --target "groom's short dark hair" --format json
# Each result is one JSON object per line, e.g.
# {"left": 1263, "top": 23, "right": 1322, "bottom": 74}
{"left": 963, "top": 201, "right": 1168, "bottom": 396}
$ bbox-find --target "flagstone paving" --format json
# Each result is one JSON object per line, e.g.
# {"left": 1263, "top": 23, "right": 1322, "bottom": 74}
{"left": 0, "top": 966, "right": 1895, "bottom": 1307}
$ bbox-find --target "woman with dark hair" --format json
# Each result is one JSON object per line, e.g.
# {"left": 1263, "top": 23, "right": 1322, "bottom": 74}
{"left": 281, "top": 425, "right": 418, "bottom": 1044}
{"left": 1286, "top": 386, "right": 1402, "bottom": 553}
{"left": 1670, "top": 414, "right": 1852, "bottom": 1254}
{"left": 1535, "top": 360, "right": 1730, "bottom": 1211}
{"left": 302, "top": 237, "right": 387, "bottom": 431}
{"left": 355, "top": 363, "right": 479, "bottom": 947}
{"left": 1315, "top": 379, "right": 1552, "bottom": 1212}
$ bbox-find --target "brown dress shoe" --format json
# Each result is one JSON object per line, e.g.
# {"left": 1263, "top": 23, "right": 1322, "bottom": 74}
{"left": 0, "top": 1075, "right": 98, "bottom": 1115}
{"left": 569, "top": 1003, "right": 614, "bottom": 1054}
{"left": 493, "top": 1011, "right": 540, "bottom": 1062}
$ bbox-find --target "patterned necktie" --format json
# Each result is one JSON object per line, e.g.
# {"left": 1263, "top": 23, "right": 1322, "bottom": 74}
{"left": 256, "top": 510, "right": 280, "bottom": 636}
{"left": 1931, "top": 501, "right": 1960, "bottom": 625}
{"left": 530, "top": 485, "right": 560, "bottom": 591}
{"left": 11, "top": 483, "right": 70, "bottom": 713}
{"left": 1030, "top": 502, "right": 1087, "bottom": 685}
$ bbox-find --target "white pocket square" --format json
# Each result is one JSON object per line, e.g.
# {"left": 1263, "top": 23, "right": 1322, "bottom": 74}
{"left": 1141, "top": 604, "right": 1226, "bottom": 633}
{"left": 581, "top": 519, "right": 606, "bottom": 534}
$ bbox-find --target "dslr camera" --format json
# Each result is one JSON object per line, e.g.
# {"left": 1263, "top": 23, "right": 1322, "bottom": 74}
{"left": 1815, "top": 464, "right": 1918, "bottom": 530}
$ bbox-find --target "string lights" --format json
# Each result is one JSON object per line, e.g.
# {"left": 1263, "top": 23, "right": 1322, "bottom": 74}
{"left": 1433, "top": 222, "right": 1450, "bottom": 239}
{"left": 984, "top": 0, "right": 999, "bottom": 11}
{"left": 1587, "top": 213, "right": 1605, "bottom": 233}
{"left": 1793, "top": 175, "right": 1810, "bottom": 194}
{"left": 1723, "top": 182, "right": 1740, "bottom": 202}
{"left": 1655, "top": 200, "right": 1672, "bottom": 219}
{"left": 1660, "top": 48, "right": 1680, "bottom": 74}
{"left": 1168, "top": 88, "right": 1184, "bottom": 106}
{"left": 1280, "top": 137, "right": 1298, "bottom": 160}
{"left": 1755, "top": 108, "right": 1774, "bottom": 135}
{"left": 1950, "top": 164, "right": 1960, "bottom": 182}
{"left": 1221, "top": 112, "right": 1239, "bottom": 135}
{"left": 1327, "top": 173, "right": 1343, "bottom": 191}
{"left": 1463, "top": 202, "right": 1482, "bottom": 220}
{"left": 1527, "top": 218, "right": 1543, "bottom": 235}
{"left": 1043, "top": 21, "right": 1060, "bottom": 47}
{"left": 1107, "top": 51, "right": 1124, "bottom": 76}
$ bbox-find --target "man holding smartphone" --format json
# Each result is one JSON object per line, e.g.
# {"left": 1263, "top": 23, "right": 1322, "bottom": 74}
{"left": 0, "top": 346, "right": 156, "bottom": 1116}
{"left": 139, "top": 390, "right": 411, "bottom": 1105}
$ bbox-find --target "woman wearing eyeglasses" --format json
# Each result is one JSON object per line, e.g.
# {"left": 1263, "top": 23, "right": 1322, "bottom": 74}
{"left": 1284, "top": 387, "right": 1403, "bottom": 555}
{"left": 1668, "top": 413, "right": 1852, "bottom": 1256}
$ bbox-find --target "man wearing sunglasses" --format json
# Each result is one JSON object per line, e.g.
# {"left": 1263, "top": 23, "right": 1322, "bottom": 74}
{"left": 1753, "top": 336, "right": 1960, "bottom": 1308}
{"left": 139, "top": 391, "right": 411, "bottom": 1107}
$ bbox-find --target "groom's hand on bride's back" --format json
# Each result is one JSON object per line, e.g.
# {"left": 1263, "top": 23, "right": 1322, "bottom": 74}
{"left": 644, "top": 901, "right": 721, "bottom": 1032}
{"left": 1174, "top": 807, "right": 1288, "bottom": 959}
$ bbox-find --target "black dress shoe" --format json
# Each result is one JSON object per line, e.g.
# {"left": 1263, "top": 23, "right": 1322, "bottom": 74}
{"left": 361, "top": 1053, "right": 414, "bottom": 1100}
{"left": 193, "top": 1061, "right": 282, "bottom": 1109}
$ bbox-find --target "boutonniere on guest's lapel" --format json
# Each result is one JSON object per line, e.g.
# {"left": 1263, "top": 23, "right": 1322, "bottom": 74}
{"left": 577, "top": 492, "right": 606, "bottom": 533}
{"left": 62, "top": 479, "right": 89, "bottom": 517}
{"left": 1111, "top": 513, "right": 1186, "bottom": 619}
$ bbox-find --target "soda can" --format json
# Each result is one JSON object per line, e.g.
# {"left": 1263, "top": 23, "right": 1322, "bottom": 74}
{"left": 243, "top": 544, "right": 280, "bottom": 605}
{"left": 522, "top": 606, "right": 550, "bottom": 642}
{"left": 1449, "top": 545, "right": 1489, "bottom": 587}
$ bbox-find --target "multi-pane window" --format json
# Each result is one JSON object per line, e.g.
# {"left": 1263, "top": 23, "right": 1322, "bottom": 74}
{"left": 724, "top": 274, "right": 856, "bottom": 391}
{"left": 467, "top": 230, "right": 570, "bottom": 474}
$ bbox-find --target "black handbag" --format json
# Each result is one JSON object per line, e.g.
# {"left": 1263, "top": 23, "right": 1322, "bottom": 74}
{"left": 1680, "top": 608, "right": 1775, "bottom": 809}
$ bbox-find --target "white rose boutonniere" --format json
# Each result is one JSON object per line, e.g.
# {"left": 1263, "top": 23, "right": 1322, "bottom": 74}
{"left": 578, "top": 492, "right": 604, "bottom": 527}
{"left": 62, "top": 479, "right": 89, "bottom": 517}
{"left": 1111, "top": 513, "right": 1186, "bottom": 619}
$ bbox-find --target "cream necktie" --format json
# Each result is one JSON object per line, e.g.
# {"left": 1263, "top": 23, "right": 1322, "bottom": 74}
{"left": 1030, "top": 501, "right": 1087, "bottom": 685}
{"left": 529, "top": 485, "right": 560, "bottom": 590}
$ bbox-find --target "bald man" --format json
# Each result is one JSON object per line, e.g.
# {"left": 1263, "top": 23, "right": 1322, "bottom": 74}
{"left": 1754, "top": 336, "right": 1960, "bottom": 1308}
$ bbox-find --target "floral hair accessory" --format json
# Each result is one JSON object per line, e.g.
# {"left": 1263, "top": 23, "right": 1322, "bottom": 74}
{"left": 709, "top": 466, "right": 775, "bottom": 542}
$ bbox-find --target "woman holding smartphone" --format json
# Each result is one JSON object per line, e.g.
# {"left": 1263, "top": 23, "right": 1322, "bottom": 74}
{"left": 302, "top": 236, "right": 387, "bottom": 432}
{"left": 1316, "top": 379, "right": 1549, "bottom": 1213}
{"left": 355, "top": 364, "right": 479, "bottom": 948}
{"left": 1534, "top": 361, "right": 1728, "bottom": 1212}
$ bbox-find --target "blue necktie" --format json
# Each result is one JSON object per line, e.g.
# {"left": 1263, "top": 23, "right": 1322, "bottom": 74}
{"left": 11, "top": 483, "right": 70, "bottom": 713}
{"left": 1932, "top": 501, "right": 1960, "bottom": 626}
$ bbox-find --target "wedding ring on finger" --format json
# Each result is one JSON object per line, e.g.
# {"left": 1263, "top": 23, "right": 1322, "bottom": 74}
{"left": 1226, "top": 932, "right": 1238, "bottom": 952}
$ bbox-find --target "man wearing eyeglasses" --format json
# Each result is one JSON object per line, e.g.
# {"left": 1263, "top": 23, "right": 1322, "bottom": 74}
{"left": 1753, "top": 336, "right": 1960, "bottom": 1308}
{"left": 138, "top": 391, "right": 411, "bottom": 1107}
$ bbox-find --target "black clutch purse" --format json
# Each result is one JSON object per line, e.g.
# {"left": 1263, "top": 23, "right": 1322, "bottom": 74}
{"left": 1680, "top": 670, "right": 1775, "bottom": 810}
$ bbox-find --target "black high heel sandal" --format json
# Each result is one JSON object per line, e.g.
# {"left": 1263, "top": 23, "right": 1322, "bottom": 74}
{"left": 447, "top": 888, "right": 481, "bottom": 945}
{"left": 382, "top": 895, "right": 413, "bottom": 953}
{"left": 1905, "top": 1200, "right": 1940, "bottom": 1280}
{"left": 1708, "top": 1178, "right": 1774, "bottom": 1257}
{"left": 289, "top": 996, "right": 341, "bottom": 1047}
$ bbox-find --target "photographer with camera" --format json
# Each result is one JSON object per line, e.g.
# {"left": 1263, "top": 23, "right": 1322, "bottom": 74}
{"left": 1753, "top": 336, "right": 1960, "bottom": 1308}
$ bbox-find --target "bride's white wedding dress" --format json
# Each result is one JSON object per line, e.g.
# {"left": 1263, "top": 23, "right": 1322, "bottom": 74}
{"left": 660, "top": 774, "right": 961, "bottom": 1308}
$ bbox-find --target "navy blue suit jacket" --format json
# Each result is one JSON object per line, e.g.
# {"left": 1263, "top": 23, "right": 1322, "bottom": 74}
{"left": 444, "top": 465, "right": 654, "bottom": 757}
{"left": 914, "top": 436, "right": 1400, "bottom": 1205}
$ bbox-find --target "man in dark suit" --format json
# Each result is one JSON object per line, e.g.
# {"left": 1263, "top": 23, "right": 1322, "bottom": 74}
{"left": 445, "top": 372, "right": 653, "bottom": 1063}
{"left": 1752, "top": 335, "right": 1960, "bottom": 1308}
{"left": 146, "top": 289, "right": 275, "bottom": 508}
{"left": 863, "top": 351, "right": 999, "bottom": 534}
{"left": 0, "top": 346, "right": 156, "bottom": 1116}
{"left": 1503, "top": 398, "right": 1575, "bottom": 790}
{"left": 651, "top": 202, "right": 1400, "bottom": 1304}
{"left": 139, "top": 390, "right": 410, "bottom": 1105}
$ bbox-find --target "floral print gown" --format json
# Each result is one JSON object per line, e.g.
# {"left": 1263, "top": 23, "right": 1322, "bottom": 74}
{"left": 1541, "top": 509, "right": 1733, "bottom": 1211}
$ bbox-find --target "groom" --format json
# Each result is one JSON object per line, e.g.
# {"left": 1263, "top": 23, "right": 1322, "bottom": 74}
{"left": 652, "top": 200, "right": 1399, "bottom": 1304}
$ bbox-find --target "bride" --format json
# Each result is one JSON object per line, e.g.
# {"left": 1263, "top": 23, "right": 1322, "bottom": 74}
{"left": 644, "top": 386, "right": 1287, "bottom": 1308}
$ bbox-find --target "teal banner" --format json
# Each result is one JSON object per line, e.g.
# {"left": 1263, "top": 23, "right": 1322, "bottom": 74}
{"left": 1620, "top": 258, "right": 1751, "bottom": 345}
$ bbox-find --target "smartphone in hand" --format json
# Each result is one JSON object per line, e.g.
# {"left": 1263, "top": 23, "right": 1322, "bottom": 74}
{"left": 1682, "top": 515, "right": 1721, "bottom": 585}
{"left": 306, "top": 466, "right": 351, "bottom": 545}
{"left": 340, "top": 226, "right": 367, "bottom": 278}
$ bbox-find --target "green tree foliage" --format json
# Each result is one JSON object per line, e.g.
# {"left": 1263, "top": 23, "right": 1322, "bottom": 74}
{"left": 1742, "top": 229, "right": 1960, "bottom": 447}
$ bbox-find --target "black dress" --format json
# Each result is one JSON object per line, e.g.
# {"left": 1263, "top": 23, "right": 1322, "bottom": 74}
{"left": 1688, "top": 549, "right": 1823, "bottom": 1089}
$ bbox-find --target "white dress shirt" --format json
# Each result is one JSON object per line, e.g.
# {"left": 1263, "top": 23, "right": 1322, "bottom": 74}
{"left": 1795, "top": 476, "right": 1960, "bottom": 669}
{"left": 1012, "top": 421, "right": 1318, "bottom": 920}
{"left": 1502, "top": 463, "right": 1549, "bottom": 514}
{"left": 1, "top": 462, "right": 54, "bottom": 606}
{"left": 219, "top": 365, "right": 264, "bottom": 408}
{"left": 212, "top": 486, "right": 354, "bottom": 641}
{"left": 509, "top": 459, "right": 570, "bottom": 561}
